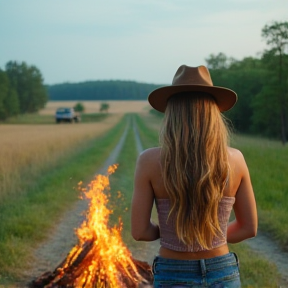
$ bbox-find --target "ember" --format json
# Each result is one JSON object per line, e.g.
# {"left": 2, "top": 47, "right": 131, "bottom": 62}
{"left": 30, "top": 165, "right": 153, "bottom": 288}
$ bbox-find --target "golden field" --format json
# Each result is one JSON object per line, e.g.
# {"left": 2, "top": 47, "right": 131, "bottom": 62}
{"left": 39, "top": 100, "right": 150, "bottom": 115}
{"left": 0, "top": 114, "right": 122, "bottom": 201}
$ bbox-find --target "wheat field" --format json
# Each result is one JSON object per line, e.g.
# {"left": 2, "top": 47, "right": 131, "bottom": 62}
{"left": 0, "top": 114, "right": 122, "bottom": 201}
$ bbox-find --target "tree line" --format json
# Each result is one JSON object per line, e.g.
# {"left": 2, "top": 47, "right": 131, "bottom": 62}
{"left": 47, "top": 81, "right": 161, "bottom": 101}
{"left": 207, "top": 21, "right": 288, "bottom": 143}
{"left": 0, "top": 61, "right": 48, "bottom": 120}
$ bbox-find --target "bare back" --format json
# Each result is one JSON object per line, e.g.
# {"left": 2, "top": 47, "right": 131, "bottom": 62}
{"left": 131, "top": 146, "right": 257, "bottom": 259}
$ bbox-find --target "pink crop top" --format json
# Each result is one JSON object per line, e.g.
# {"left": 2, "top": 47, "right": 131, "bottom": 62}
{"left": 155, "top": 196, "right": 235, "bottom": 252}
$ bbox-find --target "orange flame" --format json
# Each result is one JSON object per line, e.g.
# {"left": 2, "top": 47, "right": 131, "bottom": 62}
{"left": 56, "top": 164, "right": 141, "bottom": 287}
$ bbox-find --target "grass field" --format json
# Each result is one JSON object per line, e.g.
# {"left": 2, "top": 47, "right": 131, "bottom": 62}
{"left": 232, "top": 135, "right": 288, "bottom": 249}
{"left": 0, "top": 111, "right": 285, "bottom": 287}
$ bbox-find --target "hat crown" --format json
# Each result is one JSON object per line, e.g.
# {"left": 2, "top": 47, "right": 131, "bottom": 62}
{"left": 172, "top": 65, "right": 213, "bottom": 86}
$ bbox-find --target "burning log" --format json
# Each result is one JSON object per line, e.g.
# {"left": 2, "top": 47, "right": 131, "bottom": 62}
{"left": 29, "top": 165, "right": 154, "bottom": 287}
{"left": 30, "top": 240, "right": 153, "bottom": 287}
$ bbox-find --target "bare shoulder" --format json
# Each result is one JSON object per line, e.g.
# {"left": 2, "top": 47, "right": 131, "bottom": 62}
{"left": 227, "top": 147, "right": 244, "bottom": 160}
{"left": 134, "top": 147, "right": 161, "bottom": 180}
{"left": 138, "top": 147, "right": 161, "bottom": 163}
{"left": 227, "top": 147, "right": 249, "bottom": 177}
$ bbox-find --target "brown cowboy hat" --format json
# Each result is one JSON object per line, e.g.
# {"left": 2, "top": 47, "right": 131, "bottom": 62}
{"left": 148, "top": 65, "right": 237, "bottom": 112}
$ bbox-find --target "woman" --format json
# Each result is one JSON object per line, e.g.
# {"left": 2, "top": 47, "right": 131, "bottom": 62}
{"left": 131, "top": 65, "right": 257, "bottom": 287}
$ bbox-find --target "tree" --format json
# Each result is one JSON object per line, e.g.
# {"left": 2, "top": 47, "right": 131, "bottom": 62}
{"left": 0, "top": 69, "right": 8, "bottom": 119}
{"left": 262, "top": 21, "right": 288, "bottom": 144}
{"left": 74, "top": 102, "right": 85, "bottom": 113}
{"left": 5, "top": 61, "right": 48, "bottom": 114}
{"left": 99, "top": 102, "right": 110, "bottom": 113}
{"left": 0, "top": 69, "right": 19, "bottom": 120}
{"left": 205, "top": 53, "right": 236, "bottom": 70}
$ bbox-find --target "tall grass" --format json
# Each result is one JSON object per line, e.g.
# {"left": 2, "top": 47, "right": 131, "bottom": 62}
{"left": 232, "top": 134, "right": 288, "bottom": 249}
{"left": 0, "top": 117, "right": 126, "bottom": 282}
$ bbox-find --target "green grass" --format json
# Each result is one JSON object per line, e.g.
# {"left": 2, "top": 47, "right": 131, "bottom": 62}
{"left": 1, "top": 112, "right": 109, "bottom": 124}
{"left": 2, "top": 113, "right": 56, "bottom": 124}
{"left": 232, "top": 134, "right": 288, "bottom": 249}
{"left": 229, "top": 243, "right": 280, "bottom": 288}
{"left": 109, "top": 117, "right": 138, "bottom": 242}
{"left": 0, "top": 117, "right": 126, "bottom": 282}
{"left": 134, "top": 113, "right": 159, "bottom": 149}
{"left": 81, "top": 113, "right": 109, "bottom": 123}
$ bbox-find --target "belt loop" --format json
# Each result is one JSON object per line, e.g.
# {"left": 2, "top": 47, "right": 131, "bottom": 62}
{"left": 200, "top": 259, "right": 207, "bottom": 286}
{"left": 200, "top": 259, "right": 206, "bottom": 277}
{"left": 152, "top": 256, "right": 158, "bottom": 274}
{"left": 232, "top": 252, "right": 240, "bottom": 268}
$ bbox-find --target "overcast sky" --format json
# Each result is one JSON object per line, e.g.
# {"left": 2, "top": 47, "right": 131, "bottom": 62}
{"left": 0, "top": 0, "right": 287, "bottom": 85}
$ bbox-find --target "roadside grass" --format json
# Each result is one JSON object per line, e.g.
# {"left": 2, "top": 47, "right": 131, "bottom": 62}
{"left": 0, "top": 112, "right": 109, "bottom": 124}
{"left": 136, "top": 113, "right": 281, "bottom": 287}
{"left": 0, "top": 117, "right": 126, "bottom": 282}
{"left": 1, "top": 113, "right": 55, "bottom": 124}
{"left": 134, "top": 113, "right": 160, "bottom": 148}
{"left": 231, "top": 134, "right": 288, "bottom": 250}
{"left": 81, "top": 113, "right": 109, "bottom": 123}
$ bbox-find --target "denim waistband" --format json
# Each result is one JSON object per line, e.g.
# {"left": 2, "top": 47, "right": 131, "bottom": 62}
{"left": 153, "top": 252, "right": 239, "bottom": 274}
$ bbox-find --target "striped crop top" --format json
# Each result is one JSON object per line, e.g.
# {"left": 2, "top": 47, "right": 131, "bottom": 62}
{"left": 155, "top": 196, "right": 235, "bottom": 252}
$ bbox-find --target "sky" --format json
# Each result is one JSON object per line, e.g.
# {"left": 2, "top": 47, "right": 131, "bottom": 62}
{"left": 0, "top": 0, "right": 287, "bottom": 85}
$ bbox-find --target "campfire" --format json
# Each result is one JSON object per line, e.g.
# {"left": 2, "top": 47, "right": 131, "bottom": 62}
{"left": 30, "top": 165, "right": 153, "bottom": 288}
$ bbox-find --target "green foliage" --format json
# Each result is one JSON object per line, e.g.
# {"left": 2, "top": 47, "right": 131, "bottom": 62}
{"left": 261, "top": 21, "right": 288, "bottom": 144}
{"left": 0, "top": 69, "right": 19, "bottom": 120}
{"left": 99, "top": 102, "right": 110, "bottom": 113}
{"left": 73, "top": 102, "right": 85, "bottom": 112}
{"left": 5, "top": 61, "right": 48, "bottom": 115}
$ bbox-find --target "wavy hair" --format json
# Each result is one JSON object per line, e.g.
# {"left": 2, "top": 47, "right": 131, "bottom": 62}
{"left": 160, "top": 92, "right": 230, "bottom": 249}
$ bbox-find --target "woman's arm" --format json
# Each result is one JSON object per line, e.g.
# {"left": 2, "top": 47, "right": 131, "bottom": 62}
{"left": 131, "top": 150, "right": 160, "bottom": 241}
{"left": 227, "top": 151, "right": 258, "bottom": 243}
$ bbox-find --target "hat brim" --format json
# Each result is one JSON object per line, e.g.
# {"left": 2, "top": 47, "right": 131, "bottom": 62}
{"left": 148, "top": 84, "right": 237, "bottom": 113}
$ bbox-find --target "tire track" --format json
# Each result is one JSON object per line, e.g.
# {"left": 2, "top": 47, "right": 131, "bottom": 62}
{"left": 245, "top": 232, "right": 288, "bottom": 285}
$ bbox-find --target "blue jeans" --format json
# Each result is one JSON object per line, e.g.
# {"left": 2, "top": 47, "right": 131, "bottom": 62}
{"left": 152, "top": 252, "right": 241, "bottom": 288}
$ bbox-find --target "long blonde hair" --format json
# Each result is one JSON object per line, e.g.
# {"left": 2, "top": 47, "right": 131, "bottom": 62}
{"left": 160, "top": 92, "right": 230, "bottom": 249}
